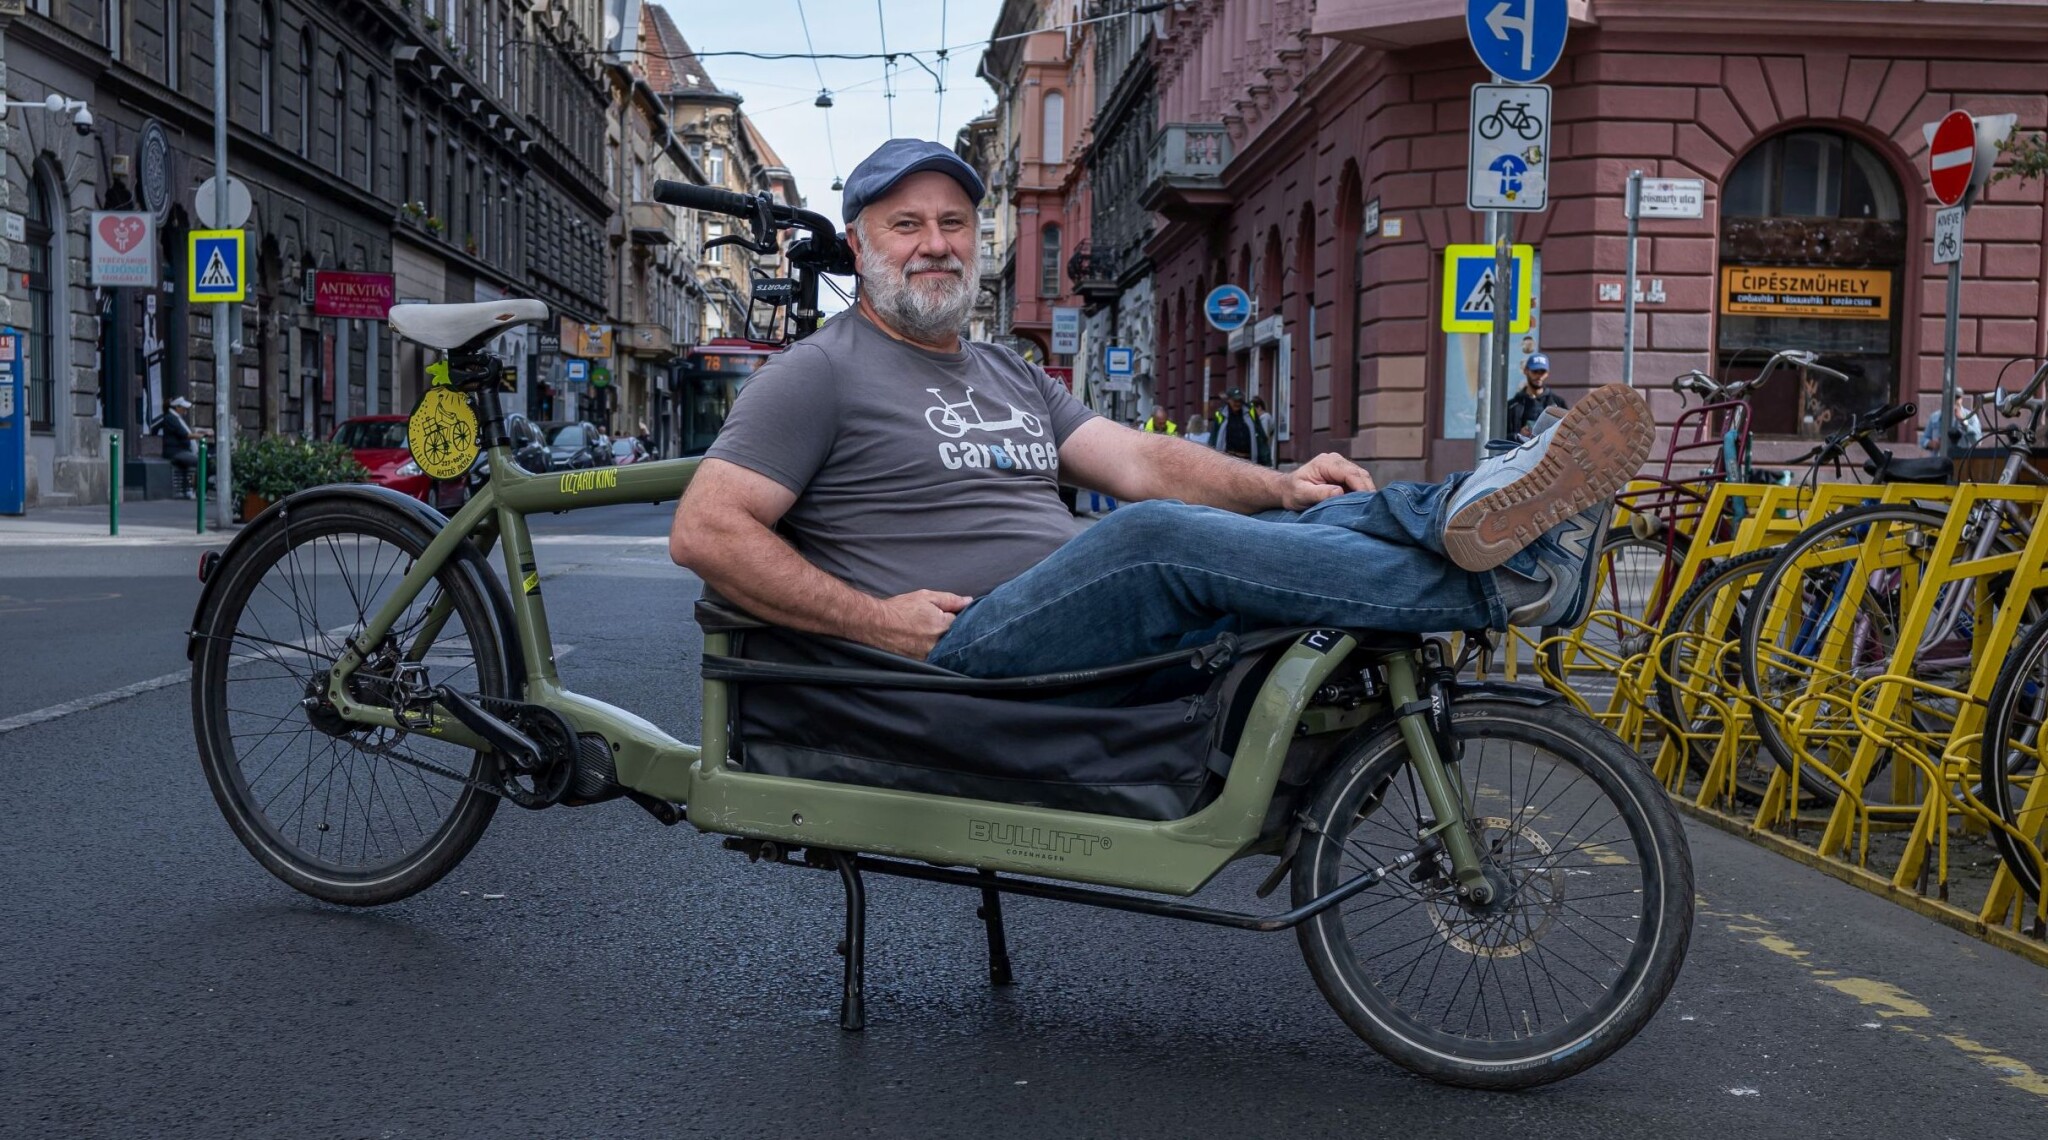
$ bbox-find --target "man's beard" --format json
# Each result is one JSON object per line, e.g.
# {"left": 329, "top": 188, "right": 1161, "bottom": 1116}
{"left": 858, "top": 239, "right": 978, "bottom": 345}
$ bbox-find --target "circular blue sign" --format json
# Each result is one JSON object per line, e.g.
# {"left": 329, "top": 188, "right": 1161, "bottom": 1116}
{"left": 1466, "top": 0, "right": 1569, "bottom": 84}
{"left": 1204, "top": 285, "right": 1253, "bottom": 333}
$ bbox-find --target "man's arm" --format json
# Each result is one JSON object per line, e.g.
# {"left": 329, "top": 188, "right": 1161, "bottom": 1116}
{"left": 1057, "top": 418, "right": 1374, "bottom": 514}
{"left": 669, "top": 459, "right": 970, "bottom": 659}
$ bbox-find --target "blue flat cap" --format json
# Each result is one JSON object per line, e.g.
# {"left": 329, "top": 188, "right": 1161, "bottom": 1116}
{"left": 842, "top": 138, "right": 986, "bottom": 225}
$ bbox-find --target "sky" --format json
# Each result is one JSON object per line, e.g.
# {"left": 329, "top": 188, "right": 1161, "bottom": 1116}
{"left": 657, "top": 1, "right": 1007, "bottom": 224}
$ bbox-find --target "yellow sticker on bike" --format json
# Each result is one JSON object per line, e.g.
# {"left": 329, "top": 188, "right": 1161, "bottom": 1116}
{"left": 407, "top": 387, "right": 480, "bottom": 480}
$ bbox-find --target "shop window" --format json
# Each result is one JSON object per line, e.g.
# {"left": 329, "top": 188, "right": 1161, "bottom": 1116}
{"left": 1718, "top": 130, "right": 1906, "bottom": 437}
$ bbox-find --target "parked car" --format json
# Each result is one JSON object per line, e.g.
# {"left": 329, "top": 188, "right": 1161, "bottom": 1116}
{"left": 333, "top": 414, "right": 465, "bottom": 506}
{"left": 540, "top": 420, "right": 610, "bottom": 470}
{"left": 462, "top": 413, "right": 553, "bottom": 503}
{"left": 609, "top": 437, "right": 651, "bottom": 465}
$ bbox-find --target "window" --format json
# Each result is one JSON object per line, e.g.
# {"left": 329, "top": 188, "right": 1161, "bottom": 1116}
{"left": 257, "top": 4, "right": 274, "bottom": 133}
{"left": 632, "top": 158, "right": 645, "bottom": 202}
{"left": 423, "top": 126, "right": 438, "bottom": 216}
{"left": 704, "top": 145, "right": 726, "bottom": 184}
{"left": 23, "top": 161, "right": 55, "bottom": 432}
{"left": 1724, "top": 131, "right": 1902, "bottom": 221}
{"left": 400, "top": 112, "right": 415, "bottom": 206}
{"left": 1042, "top": 91, "right": 1065, "bottom": 161}
{"left": 363, "top": 74, "right": 377, "bottom": 193}
{"left": 106, "top": 0, "right": 124, "bottom": 56}
{"left": 166, "top": 0, "right": 181, "bottom": 89}
{"left": 1040, "top": 224, "right": 1061, "bottom": 297}
{"left": 706, "top": 221, "right": 724, "bottom": 265}
{"left": 297, "top": 29, "right": 313, "bottom": 159}
{"left": 333, "top": 55, "right": 349, "bottom": 173}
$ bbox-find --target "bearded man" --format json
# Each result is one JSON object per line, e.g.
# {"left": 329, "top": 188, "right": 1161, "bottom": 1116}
{"left": 671, "top": 139, "right": 1654, "bottom": 678}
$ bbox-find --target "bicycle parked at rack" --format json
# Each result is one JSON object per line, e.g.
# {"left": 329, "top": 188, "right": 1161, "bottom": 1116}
{"left": 183, "top": 179, "right": 1694, "bottom": 1090}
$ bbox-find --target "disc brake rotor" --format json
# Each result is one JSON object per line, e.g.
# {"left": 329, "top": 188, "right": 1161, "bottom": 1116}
{"left": 1424, "top": 816, "right": 1563, "bottom": 959}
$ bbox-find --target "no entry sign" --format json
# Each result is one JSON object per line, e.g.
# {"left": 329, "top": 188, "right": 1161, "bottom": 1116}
{"left": 1929, "top": 110, "right": 1976, "bottom": 207}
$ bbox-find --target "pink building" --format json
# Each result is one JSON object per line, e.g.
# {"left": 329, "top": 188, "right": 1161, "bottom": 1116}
{"left": 1148, "top": 0, "right": 2048, "bottom": 478}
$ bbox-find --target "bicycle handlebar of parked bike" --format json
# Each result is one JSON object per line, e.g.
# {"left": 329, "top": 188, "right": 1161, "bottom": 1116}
{"left": 1996, "top": 361, "right": 2048, "bottom": 419}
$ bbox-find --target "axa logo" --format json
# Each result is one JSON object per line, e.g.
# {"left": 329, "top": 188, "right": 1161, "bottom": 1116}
{"left": 969, "top": 819, "right": 1112, "bottom": 857}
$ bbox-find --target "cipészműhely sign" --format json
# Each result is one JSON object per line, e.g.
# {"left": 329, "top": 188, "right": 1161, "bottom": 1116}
{"left": 1720, "top": 266, "right": 1892, "bottom": 320}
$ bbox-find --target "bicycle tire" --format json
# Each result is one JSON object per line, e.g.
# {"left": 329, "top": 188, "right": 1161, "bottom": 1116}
{"left": 1979, "top": 608, "right": 2048, "bottom": 902}
{"left": 190, "top": 496, "right": 511, "bottom": 906}
{"left": 1292, "top": 696, "right": 1693, "bottom": 1089}
{"left": 1541, "top": 527, "right": 1689, "bottom": 681}
{"left": 1652, "top": 548, "right": 1782, "bottom": 803}
{"left": 1738, "top": 502, "right": 2029, "bottom": 805}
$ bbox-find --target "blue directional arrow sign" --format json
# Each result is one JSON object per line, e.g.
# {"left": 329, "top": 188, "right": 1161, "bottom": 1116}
{"left": 1466, "top": 0, "right": 1569, "bottom": 84}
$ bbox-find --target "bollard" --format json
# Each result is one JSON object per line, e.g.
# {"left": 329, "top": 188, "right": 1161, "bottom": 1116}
{"left": 196, "top": 440, "right": 208, "bottom": 534}
{"left": 107, "top": 430, "right": 121, "bottom": 536}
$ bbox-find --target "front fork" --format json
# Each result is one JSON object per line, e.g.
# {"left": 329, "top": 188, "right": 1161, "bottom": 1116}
{"left": 1384, "top": 641, "right": 1494, "bottom": 905}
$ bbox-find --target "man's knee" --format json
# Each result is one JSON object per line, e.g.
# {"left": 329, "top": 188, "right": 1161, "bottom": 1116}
{"left": 1090, "top": 498, "right": 1212, "bottom": 546}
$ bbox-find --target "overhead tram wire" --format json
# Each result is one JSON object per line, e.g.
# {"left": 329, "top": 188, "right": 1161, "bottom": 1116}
{"left": 792, "top": 0, "right": 842, "bottom": 189}
{"left": 875, "top": 0, "right": 895, "bottom": 136}
{"left": 935, "top": 0, "right": 949, "bottom": 137}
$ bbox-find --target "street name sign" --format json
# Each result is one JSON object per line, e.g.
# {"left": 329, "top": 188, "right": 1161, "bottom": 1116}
{"left": 1932, "top": 206, "right": 1964, "bottom": 266}
{"left": 1441, "top": 244, "right": 1534, "bottom": 333}
{"left": 187, "top": 230, "right": 246, "bottom": 303}
{"left": 1465, "top": 0, "right": 1568, "bottom": 84}
{"left": 1468, "top": 84, "right": 1551, "bottom": 211}
{"left": 1203, "top": 284, "right": 1253, "bottom": 332}
{"left": 1928, "top": 110, "right": 1975, "bottom": 207}
{"left": 1636, "top": 178, "right": 1706, "bottom": 219}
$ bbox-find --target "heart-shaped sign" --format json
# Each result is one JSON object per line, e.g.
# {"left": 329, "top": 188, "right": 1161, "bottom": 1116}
{"left": 98, "top": 214, "right": 146, "bottom": 254}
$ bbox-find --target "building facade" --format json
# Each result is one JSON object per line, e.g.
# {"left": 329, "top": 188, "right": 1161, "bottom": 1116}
{"left": 1071, "top": 2, "right": 1160, "bottom": 423}
{"left": 1146, "top": 0, "right": 2048, "bottom": 479}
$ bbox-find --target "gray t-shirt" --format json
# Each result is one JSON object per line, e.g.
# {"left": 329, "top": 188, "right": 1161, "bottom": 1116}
{"left": 705, "top": 308, "right": 1098, "bottom": 599}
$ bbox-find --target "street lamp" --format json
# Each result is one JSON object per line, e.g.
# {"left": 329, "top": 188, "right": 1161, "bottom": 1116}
{"left": 3, "top": 93, "right": 93, "bottom": 135}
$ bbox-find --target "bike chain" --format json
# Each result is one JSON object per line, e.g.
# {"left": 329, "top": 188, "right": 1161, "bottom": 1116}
{"left": 345, "top": 694, "right": 575, "bottom": 808}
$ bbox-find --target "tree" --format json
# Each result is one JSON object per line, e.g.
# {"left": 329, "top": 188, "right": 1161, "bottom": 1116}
{"left": 1992, "top": 133, "right": 2048, "bottom": 185}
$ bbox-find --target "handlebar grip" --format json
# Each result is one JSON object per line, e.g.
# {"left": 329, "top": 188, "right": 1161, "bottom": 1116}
{"left": 1867, "top": 402, "right": 1915, "bottom": 433}
{"left": 652, "top": 179, "right": 759, "bottom": 218}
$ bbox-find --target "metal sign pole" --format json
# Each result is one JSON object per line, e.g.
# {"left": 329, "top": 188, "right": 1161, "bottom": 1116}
{"left": 212, "top": 0, "right": 232, "bottom": 530}
{"left": 1475, "top": 211, "right": 1499, "bottom": 460}
{"left": 1941, "top": 222, "right": 1963, "bottom": 458}
{"left": 1622, "top": 169, "right": 1641, "bottom": 388}
{"left": 1491, "top": 212, "right": 1514, "bottom": 441}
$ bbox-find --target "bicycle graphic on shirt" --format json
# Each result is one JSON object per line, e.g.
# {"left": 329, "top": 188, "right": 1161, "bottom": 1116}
{"left": 924, "top": 387, "right": 1046, "bottom": 438}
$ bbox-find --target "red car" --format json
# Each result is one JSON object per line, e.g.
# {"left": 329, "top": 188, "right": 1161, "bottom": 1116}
{"left": 333, "top": 414, "right": 466, "bottom": 508}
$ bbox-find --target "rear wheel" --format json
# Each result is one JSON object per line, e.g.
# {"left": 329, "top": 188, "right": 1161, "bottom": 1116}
{"left": 190, "top": 497, "right": 511, "bottom": 905}
{"left": 1979, "top": 610, "right": 2048, "bottom": 903}
{"left": 1653, "top": 549, "right": 1782, "bottom": 803}
{"left": 1292, "top": 697, "right": 1693, "bottom": 1088}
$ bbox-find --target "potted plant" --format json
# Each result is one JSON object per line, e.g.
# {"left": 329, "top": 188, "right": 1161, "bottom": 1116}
{"left": 426, "top": 215, "right": 446, "bottom": 235}
{"left": 464, "top": 234, "right": 479, "bottom": 255}
{"left": 232, "top": 435, "right": 369, "bottom": 521}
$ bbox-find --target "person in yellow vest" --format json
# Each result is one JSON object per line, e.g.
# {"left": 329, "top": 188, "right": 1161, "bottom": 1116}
{"left": 1139, "top": 409, "right": 1178, "bottom": 435}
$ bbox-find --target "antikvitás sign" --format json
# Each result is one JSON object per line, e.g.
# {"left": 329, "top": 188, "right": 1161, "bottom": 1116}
{"left": 1720, "top": 266, "right": 1892, "bottom": 320}
{"left": 313, "top": 271, "right": 397, "bottom": 319}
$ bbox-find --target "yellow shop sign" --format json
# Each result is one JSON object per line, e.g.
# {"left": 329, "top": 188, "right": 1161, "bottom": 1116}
{"left": 1720, "top": 266, "right": 1892, "bottom": 320}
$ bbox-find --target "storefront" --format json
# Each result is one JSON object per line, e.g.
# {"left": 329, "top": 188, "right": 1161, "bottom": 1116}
{"left": 1148, "top": 2, "right": 2048, "bottom": 480}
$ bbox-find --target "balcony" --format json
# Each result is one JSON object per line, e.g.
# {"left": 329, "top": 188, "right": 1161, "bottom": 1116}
{"left": 1313, "top": 0, "right": 1591, "bottom": 49}
{"left": 629, "top": 202, "right": 672, "bottom": 246}
{"left": 1141, "top": 124, "right": 1233, "bottom": 220}
{"left": 1067, "top": 242, "right": 1121, "bottom": 303}
{"left": 626, "top": 321, "right": 676, "bottom": 358}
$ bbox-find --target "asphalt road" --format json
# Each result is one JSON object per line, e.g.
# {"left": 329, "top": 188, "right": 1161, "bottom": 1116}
{"left": 3, "top": 503, "right": 2045, "bottom": 1138}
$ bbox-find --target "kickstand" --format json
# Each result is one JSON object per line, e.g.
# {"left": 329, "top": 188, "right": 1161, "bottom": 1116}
{"left": 976, "top": 870, "right": 1015, "bottom": 986}
{"left": 828, "top": 851, "right": 866, "bottom": 1031}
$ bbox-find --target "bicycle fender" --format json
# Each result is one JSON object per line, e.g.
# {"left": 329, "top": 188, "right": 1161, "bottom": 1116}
{"left": 186, "top": 485, "right": 520, "bottom": 684}
{"left": 1454, "top": 681, "right": 1564, "bottom": 709}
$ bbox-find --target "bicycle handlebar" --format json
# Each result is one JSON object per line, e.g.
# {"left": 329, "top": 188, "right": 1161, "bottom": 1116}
{"left": 651, "top": 179, "right": 841, "bottom": 246}
{"left": 1997, "top": 361, "right": 2048, "bottom": 418}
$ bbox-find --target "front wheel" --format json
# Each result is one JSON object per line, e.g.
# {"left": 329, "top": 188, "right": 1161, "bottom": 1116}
{"left": 1292, "top": 696, "right": 1693, "bottom": 1088}
{"left": 190, "top": 495, "right": 512, "bottom": 906}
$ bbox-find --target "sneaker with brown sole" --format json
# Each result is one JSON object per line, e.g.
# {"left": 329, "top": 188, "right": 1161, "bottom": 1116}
{"left": 1441, "top": 383, "right": 1656, "bottom": 573}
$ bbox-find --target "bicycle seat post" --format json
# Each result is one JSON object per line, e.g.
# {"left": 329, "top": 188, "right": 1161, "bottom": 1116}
{"left": 448, "top": 350, "right": 512, "bottom": 452}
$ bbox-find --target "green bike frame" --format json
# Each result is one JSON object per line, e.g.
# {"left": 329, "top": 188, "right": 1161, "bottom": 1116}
{"left": 317, "top": 434, "right": 1487, "bottom": 899}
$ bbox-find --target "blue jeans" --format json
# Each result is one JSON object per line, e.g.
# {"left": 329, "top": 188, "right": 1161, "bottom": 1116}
{"left": 928, "top": 479, "right": 1537, "bottom": 677}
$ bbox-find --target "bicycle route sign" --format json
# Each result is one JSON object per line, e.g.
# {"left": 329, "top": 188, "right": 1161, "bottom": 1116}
{"left": 1932, "top": 205, "right": 1964, "bottom": 266}
{"left": 1465, "top": 0, "right": 1569, "bottom": 84}
{"left": 1468, "top": 83, "right": 1552, "bottom": 212}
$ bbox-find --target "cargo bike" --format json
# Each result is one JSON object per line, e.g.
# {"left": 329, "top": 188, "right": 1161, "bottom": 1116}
{"left": 185, "top": 182, "right": 1693, "bottom": 1089}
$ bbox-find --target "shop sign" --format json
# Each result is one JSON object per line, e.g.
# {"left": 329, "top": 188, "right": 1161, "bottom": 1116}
{"left": 313, "top": 271, "right": 396, "bottom": 319}
{"left": 559, "top": 318, "right": 613, "bottom": 358}
{"left": 90, "top": 211, "right": 156, "bottom": 287}
{"left": 1720, "top": 266, "right": 1892, "bottom": 320}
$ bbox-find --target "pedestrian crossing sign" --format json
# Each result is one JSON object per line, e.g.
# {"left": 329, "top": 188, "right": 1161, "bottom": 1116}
{"left": 187, "top": 230, "right": 246, "bottom": 303}
{"left": 1440, "top": 243, "right": 1534, "bottom": 334}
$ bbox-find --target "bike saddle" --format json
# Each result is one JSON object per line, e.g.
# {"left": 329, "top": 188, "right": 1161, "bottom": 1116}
{"left": 1870, "top": 454, "right": 1952, "bottom": 483}
{"left": 388, "top": 299, "right": 551, "bottom": 353}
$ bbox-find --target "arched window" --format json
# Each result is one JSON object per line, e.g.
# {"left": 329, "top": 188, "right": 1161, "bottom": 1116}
{"left": 1042, "top": 91, "right": 1065, "bottom": 162}
{"left": 333, "top": 54, "right": 349, "bottom": 173}
{"left": 1039, "top": 224, "right": 1061, "bottom": 297}
{"left": 297, "top": 29, "right": 314, "bottom": 159}
{"left": 22, "top": 159, "right": 57, "bottom": 431}
{"left": 258, "top": 3, "right": 275, "bottom": 134}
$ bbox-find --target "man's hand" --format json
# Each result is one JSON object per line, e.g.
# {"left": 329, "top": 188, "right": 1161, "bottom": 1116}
{"left": 862, "top": 589, "right": 974, "bottom": 660}
{"left": 1278, "top": 452, "right": 1376, "bottom": 510}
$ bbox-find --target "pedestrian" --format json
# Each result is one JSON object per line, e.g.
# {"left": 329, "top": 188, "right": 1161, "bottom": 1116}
{"left": 670, "top": 136, "right": 1657, "bottom": 679}
{"left": 151, "top": 395, "right": 210, "bottom": 499}
{"left": 1505, "top": 353, "right": 1568, "bottom": 439}
{"left": 1210, "top": 387, "right": 1271, "bottom": 465}
{"left": 1139, "top": 408, "right": 1178, "bottom": 435}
